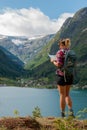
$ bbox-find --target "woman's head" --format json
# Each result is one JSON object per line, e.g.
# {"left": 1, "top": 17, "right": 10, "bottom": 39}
{"left": 58, "top": 38, "right": 71, "bottom": 49}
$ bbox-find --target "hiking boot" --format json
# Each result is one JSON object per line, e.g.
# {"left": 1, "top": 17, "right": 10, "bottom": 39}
{"left": 61, "top": 111, "right": 65, "bottom": 118}
{"left": 68, "top": 109, "right": 75, "bottom": 118}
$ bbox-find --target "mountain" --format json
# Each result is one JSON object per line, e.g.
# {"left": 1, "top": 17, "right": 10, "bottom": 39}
{"left": 0, "top": 34, "right": 55, "bottom": 63}
{"left": 25, "top": 7, "right": 87, "bottom": 86}
{"left": 0, "top": 46, "right": 24, "bottom": 78}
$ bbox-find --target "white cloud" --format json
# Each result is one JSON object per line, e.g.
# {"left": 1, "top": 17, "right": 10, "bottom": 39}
{"left": 0, "top": 8, "right": 74, "bottom": 37}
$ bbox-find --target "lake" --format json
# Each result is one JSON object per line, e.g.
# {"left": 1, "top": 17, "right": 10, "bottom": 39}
{"left": 0, "top": 87, "right": 87, "bottom": 118}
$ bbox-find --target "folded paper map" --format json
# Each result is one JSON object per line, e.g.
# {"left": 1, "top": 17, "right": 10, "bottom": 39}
{"left": 48, "top": 54, "right": 56, "bottom": 61}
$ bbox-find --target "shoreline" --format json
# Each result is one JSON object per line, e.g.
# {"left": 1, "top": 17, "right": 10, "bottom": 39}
{"left": 0, "top": 84, "right": 87, "bottom": 90}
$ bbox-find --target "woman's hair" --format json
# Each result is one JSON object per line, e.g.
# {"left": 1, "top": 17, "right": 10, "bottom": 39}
{"left": 59, "top": 38, "right": 71, "bottom": 48}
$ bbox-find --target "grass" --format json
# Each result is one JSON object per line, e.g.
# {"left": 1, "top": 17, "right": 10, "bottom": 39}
{"left": 0, "top": 116, "right": 87, "bottom": 130}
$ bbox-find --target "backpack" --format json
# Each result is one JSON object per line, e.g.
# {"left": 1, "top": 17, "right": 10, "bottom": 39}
{"left": 63, "top": 50, "right": 77, "bottom": 82}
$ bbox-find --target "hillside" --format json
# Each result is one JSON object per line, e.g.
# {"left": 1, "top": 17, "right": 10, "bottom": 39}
{"left": 0, "top": 46, "right": 24, "bottom": 78}
{"left": 0, "top": 34, "right": 54, "bottom": 62}
{"left": 25, "top": 7, "right": 87, "bottom": 86}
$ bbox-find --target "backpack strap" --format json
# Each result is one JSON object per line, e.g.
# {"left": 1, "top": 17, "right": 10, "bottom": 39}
{"left": 64, "top": 70, "right": 66, "bottom": 82}
{"left": 63, "top": 49, "right": 70, "bottom": 82}
{"left": 63, "top": 50, "right": 70, "bottom": 68}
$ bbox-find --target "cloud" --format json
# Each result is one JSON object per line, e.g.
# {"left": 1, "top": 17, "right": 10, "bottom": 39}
{"left": 0, "top": 8, "right": 74, "bottom": 37}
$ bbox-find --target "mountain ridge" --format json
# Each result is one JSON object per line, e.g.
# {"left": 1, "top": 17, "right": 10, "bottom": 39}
{"left": 0, "top": 45, "right": 24, "bottom": 78}
{"left": 0, "top": 34, "right": 55, "bottom": 62}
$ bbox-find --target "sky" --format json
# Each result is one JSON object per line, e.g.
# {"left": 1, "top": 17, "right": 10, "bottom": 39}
{"left": 0, "top": 0, "right": 87, "bottom": 37}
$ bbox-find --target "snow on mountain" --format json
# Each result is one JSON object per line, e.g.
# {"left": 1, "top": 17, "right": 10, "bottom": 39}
{"left": 11, "top": 39, "right": 27, "bottom": 45}
{"left": 0, "top": 35, "right": 8, "bottom": 39}
{"left": 28, "top": 35, "right": 46, "bottom": 40}
{"left": 0, "top": 34, "right": 55, "bottom": 62}
{"left": 0, "top": 34, "right": 52, "bottom": 45}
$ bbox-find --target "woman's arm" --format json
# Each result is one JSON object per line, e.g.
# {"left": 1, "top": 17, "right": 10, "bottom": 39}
{"left": 50, "top": 49, "right": 64, "bottom": 68}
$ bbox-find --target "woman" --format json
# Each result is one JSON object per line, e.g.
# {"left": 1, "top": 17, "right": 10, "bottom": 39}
{"left": 51, "top": 38, "right": 75, "bottom": 118}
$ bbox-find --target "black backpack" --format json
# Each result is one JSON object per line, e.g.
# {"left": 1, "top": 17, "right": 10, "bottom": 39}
{"left": 63, "top": 50, "right": 77, "bottom": 82}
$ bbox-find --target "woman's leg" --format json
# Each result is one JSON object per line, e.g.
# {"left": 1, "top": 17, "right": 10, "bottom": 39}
{"left": 58, "top": 85, "right": 66, "bottom": 117}
{"left": 65, "top": 85, "right": 75, "bottom": 117}
{"left": 65, "top": 85, "right": 72, "bottom": 109}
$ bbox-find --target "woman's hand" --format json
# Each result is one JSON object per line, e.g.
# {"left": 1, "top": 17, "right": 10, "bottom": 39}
{"left": 52, "top": 61, "right": 62, "bottom": 68}
{"left": 50, "top": 59, "right": 55, "bottom": 62}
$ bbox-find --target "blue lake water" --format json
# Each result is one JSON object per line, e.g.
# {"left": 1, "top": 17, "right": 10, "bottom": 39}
{"left": 0, "top": 87, "right": 87, "bottom": 118}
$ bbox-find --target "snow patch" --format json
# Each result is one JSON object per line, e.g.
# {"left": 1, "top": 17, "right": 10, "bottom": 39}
{"left": 0, "top": 35, "right": 8, "bottom": 39}
{"left": 12, "top": 39, "right": 26, "bottom": 45}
